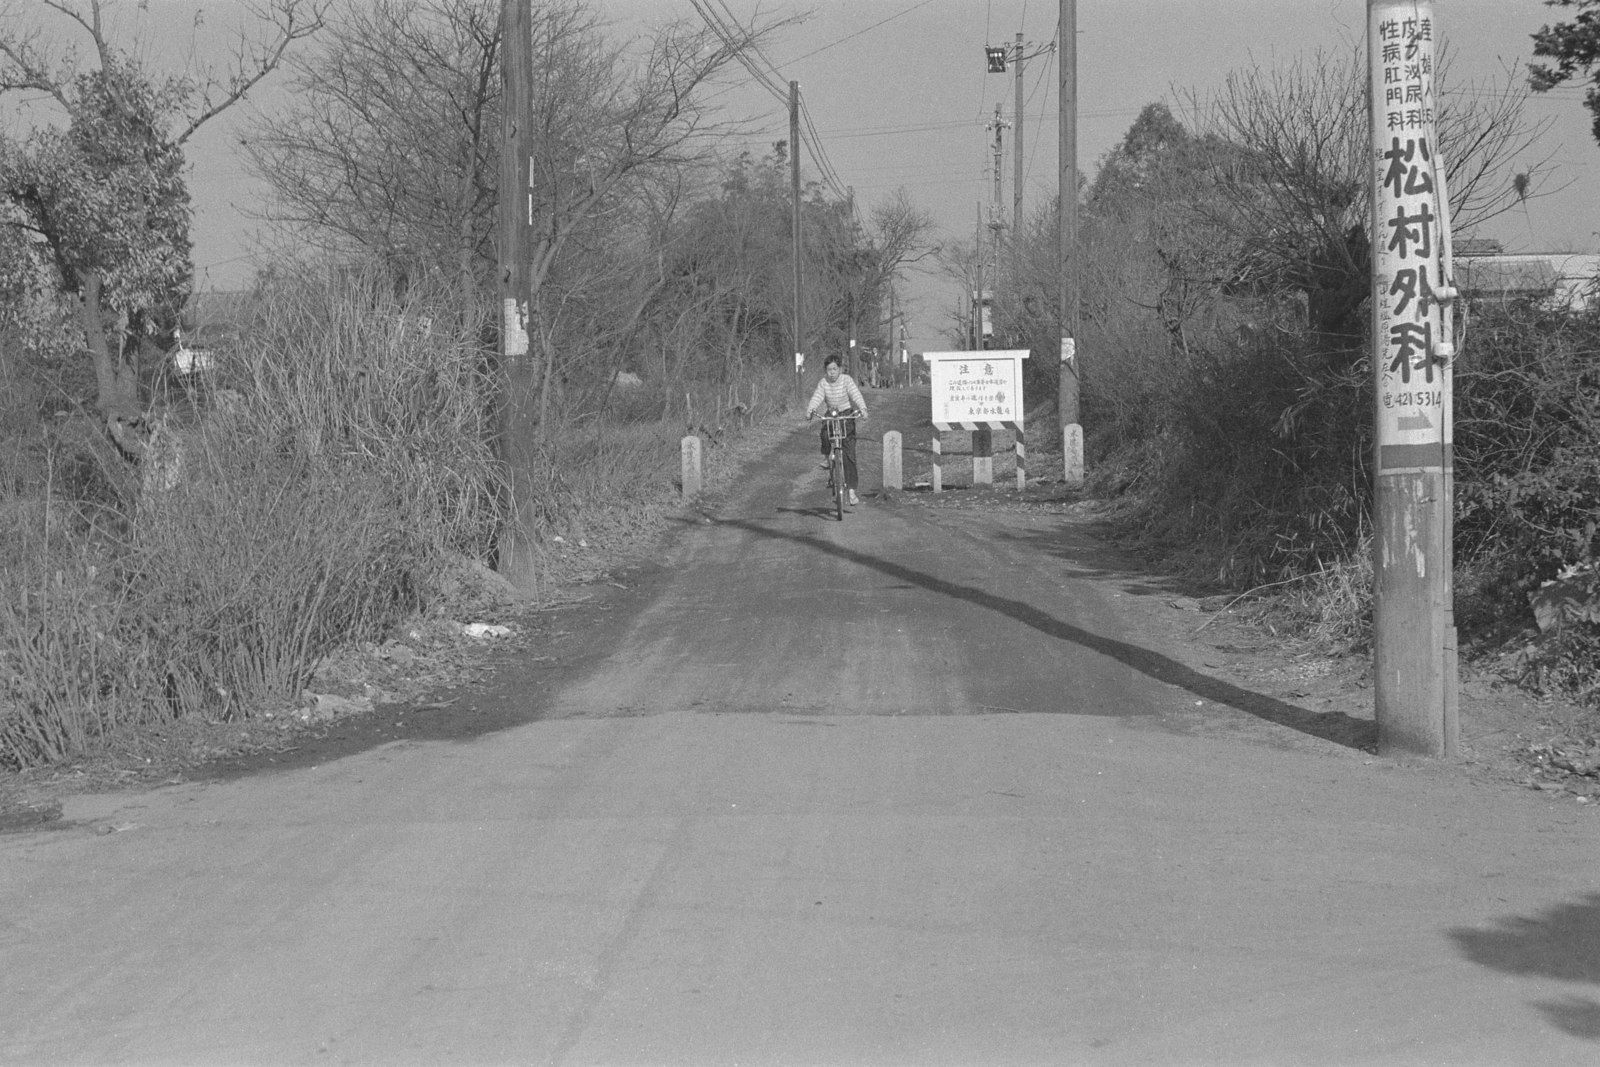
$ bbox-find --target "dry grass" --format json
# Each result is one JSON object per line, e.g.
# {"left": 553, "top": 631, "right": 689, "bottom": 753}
{"left": 1, "top": 263, "right": 798, "bottom": 772}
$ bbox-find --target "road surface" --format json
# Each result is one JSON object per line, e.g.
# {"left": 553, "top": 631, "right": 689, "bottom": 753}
{"left": 4, "top": 389, "right": 1600, "bottom": 1066}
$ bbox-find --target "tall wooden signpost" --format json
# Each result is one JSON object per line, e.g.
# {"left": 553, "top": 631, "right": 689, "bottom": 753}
{"left": 1369, "top": 0, "right": 1458, "bottom": 756}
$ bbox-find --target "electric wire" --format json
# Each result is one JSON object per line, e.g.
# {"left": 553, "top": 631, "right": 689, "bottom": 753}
{"left": 692, "top": 0, "right": 853, "bottom": 208}
{"left": 776, "top": 0, "right": 939, "bottom": 66}
{"left": 1020, "top": 22, "right": 1060, "bottom": 199}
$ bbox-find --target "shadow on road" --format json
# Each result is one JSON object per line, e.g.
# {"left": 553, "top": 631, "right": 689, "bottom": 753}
{"left": 994, "top": 523, "right": 1203, "bottom": 601}
{"left": 717, "top": 516, "right": 1375, "bottom": 751}
{"left": 1449, "top": 894, "right": 1600, "bottom": 1041}
{"left": 775, "top": 505, "right": 847, "bottom": 522}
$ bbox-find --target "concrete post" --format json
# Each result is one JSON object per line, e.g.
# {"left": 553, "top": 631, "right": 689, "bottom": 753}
{"left": 680, "top": 435, "right": 702, "bottom": 500}
{"left": 1014, "top": 422, "right": 1026, "bottom": 490}
{"left": 973, "top": 426, "right": 993, "bottom": 486}
{"left": 882, "top": 431, "right": 903, "bottom": 491}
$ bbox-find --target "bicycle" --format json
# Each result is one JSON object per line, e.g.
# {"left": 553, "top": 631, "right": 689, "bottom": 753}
{"left": 816, "top": 409, "right": 860, "bottom": 521}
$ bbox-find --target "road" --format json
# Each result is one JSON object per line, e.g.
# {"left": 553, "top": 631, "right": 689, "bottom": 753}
{"left": 4, "top": 389, "right": 1600, "bottom": 1066}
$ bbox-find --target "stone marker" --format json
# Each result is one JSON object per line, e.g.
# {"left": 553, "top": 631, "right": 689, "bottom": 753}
{"left": 1063, "top": 424, "right": 1083, "bottom": 484}
{"left": 882, "top": 431, "right": 903, "bottom": 491}
{"left": 681, "top": 435, "right": 702, "bottom": 499}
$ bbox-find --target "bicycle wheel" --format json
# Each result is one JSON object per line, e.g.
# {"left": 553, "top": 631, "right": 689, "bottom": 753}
{"left": 832, "top": 453, "right": 846, "bottom": 520}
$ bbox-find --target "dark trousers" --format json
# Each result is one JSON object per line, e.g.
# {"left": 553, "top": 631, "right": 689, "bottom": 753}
{"left": 820, "top": 424, "right": 859, "bottom": 489}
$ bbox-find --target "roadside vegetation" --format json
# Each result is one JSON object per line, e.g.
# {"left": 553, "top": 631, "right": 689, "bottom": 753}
{"left": 969, "top": 46, "right": 1600, "bottom": 722}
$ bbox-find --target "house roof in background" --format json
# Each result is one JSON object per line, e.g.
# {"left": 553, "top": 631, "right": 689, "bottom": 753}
{"left": 1456, "top": 257, "right": 1560, "bottom": 295}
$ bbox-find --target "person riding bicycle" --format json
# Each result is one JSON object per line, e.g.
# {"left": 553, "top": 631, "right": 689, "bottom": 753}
{"left": 805, "top": 354, "right": 869, "bottom": 506}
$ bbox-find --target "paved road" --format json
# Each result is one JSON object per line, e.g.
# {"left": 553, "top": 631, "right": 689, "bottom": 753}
{"left": 4, "top": 390, "right": 1600, "bottom": 1066}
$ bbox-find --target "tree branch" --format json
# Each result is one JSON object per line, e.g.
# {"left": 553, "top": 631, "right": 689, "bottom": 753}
{"left": 177, "top": 0, "right": 328, "bottom": 145}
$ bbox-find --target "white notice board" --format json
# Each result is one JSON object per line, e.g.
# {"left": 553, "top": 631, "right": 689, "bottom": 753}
{"left": 924, "top": 350, "right": 1028, "bottom": 430}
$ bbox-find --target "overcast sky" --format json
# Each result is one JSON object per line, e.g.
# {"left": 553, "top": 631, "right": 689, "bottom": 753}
{"left": 91, "top": 0, "right": 1600, "bottom": 350}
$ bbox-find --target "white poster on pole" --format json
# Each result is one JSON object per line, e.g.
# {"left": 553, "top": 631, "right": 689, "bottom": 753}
{"left": 1370, "top": 3, "right": 1448, "bottom": 474}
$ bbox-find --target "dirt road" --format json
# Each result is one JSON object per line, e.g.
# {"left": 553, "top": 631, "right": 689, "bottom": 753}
{"left": 4, "top": 389, "right": 1599, "bottom": 1066}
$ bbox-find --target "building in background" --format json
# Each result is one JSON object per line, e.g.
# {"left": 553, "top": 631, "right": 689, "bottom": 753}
{"left": 1455, "top": 239, "right": 1600, "bottom": 311}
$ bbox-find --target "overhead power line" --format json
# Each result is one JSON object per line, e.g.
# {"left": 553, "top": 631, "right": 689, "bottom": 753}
{"left": 692, "top": 0, "right": 854, "bottom": 206}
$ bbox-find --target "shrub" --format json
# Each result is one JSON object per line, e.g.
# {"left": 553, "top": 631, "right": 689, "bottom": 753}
{"left": 128, "top": 445, "right": 427, "bottom": 718}
{"left": 1094, "top": 323, "right": 1370, "bottom": 587}
{"left": 0, "top": 550, "right": 154, "bottom": 767}
{"left": 1, "top": 258, "right": 797, "bottom": 768}
{"left": 232, "top": 264, "right": 508, "bottom": 560}
{"left": 1452, "top": 302, "right": 1600, "bottom": 690}
{"left": 0, "top": 263, "right": 510, "bottom": 767}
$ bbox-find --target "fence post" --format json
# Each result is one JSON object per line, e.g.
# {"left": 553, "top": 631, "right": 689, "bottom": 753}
{"left": 680, "top": 435, "right": 702, "bottom": 500}
{"left": 1014, "top": 421, "right": 1026, "bottom": 490}
{"left": 882, "top": 431, "right": 903, "bottom": 490}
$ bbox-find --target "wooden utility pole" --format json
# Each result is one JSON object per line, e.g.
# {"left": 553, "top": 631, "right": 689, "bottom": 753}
{"left": 974, "top": 202, "right": 985, "bottom": 349}
{"left": 888, "top": 285, "right": 896, "bottom": 387}
{"left": 1013, "top": 30, "right": 1024, "bottom": 283}
{"left": 988, "top": 104, "right": 1008, "bottom": 313}
{"left": 847, "top": 186, "right": 858, "bottom": 380}
{"left": 496, "top": 0, "right": 538, "bottom": 588}
{"left": 1058, "top": 0, "right": 1082, "bottom": 482}
{"left": 790, "top": 80, "right": 805, "bottom": 403}
{"left": 1368, "top": 0, "right": 1458, "bottom": 755}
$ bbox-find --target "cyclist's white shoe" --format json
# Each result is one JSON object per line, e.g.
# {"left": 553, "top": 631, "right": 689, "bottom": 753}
{"left": 848, "top": 490, "right": 860, "bottom": 506}
{"left": 818, "top": 461, "right": 830, "bottom": 469}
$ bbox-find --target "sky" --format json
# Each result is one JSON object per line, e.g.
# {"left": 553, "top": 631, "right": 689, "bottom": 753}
{"left": 40, "top": 0, "right": 1599, "bottom": 354}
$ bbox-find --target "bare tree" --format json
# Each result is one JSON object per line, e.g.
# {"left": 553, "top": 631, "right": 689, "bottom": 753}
{"left": 497, "top": 4, "right": 789, "bottom": 587}
{"left": 245, "top": 0, "right": 509, "bottom": 308}
{"left": 248, "top": 0, "right": 792, "bottom": 410}
{"left": 1187, "top": 45, "right": 1555, "bottom": 346}
{"left": 849, "top": 187, "right": 937, "bottom": 360}
{"left": 511, "top": 10, "right": 793, "bottom": 419}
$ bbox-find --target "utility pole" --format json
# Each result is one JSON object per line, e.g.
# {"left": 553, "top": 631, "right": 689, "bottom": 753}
{"left": 847, "top": 288, "right": 857, "bottom": 379}
{"left": 496, "top": 0, "right": 537, "bottom": 587}
{"left": 988, "top": 32, "right": 1055, "bottom": 349}
{"left": 985, "top": 108, "right": 1008, "bottom": 350}
{"left": 1058, "top": 0, "right": 1082, "bottom": 483}
{"left": 790, "top": 80, "right": 806, "bottom": 404}
{"left": 1368, "top": 0, "right": 1457, "bottom": 756}
{"left": 989, "top": 104, "right": 1009, "bottom": 294}
{"left": 974, "top": 202, "right": 985, "bottom": 349}
{"left": 1013, "top": 30, "right": 1024, "bottom": 283}
{"left": 847, "top": 186, "right": 859, "bottom": 380}
{"left": 989, "top": 104, "right": 1009, "bottom": 223}
{"left": 898, "top": 318, "right": 909, "bottom": 387}
{"left": 888, "top": 285, "right": 897, "bottom": 388}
